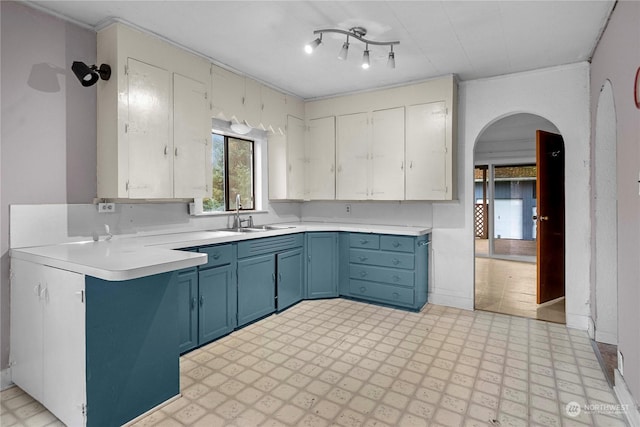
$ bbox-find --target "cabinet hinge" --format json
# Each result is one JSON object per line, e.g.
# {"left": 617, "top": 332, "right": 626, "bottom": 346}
{"left": 204, "top": 92, "right": 208, "bottom": 100}
{"left": 81, "top": 403, "right": 87, "bottom": 417}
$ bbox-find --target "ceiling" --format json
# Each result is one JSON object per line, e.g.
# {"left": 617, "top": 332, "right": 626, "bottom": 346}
{"left": 28, "top": 0, "right": 615, "bottom": 100}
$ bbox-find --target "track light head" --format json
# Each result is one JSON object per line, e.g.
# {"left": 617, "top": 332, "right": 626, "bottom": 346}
{"left": 362, "top": 47, "right": 370, "bottom": 70}
{"left": 304, "top": 34, "right": 322, "bottom": 54}
{"left": 72, "top": 61, "right": 111, "bottom": 87}
{"left": 387, "top": 51, "right": 395, "bottom": 69}
{"left": 338, "top": 40, "right": 350, "bottom": 60}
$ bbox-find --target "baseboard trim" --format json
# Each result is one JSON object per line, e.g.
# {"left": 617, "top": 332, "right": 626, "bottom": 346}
{"left": 428, "top": 292, "right": 473, "bottom": 311}
{"left": 1, "top": 368, "right": 13, "bottom": 391}
{"left": 566, "top": 313, "right": 589, "bottom": 330}
{"left": 614, "top": 369, "right": 640, "bottom": 427}
{"left": 595, "top": 330, "right": 618, "bottom": 345}
{"left": 588, "top": 316, "right": 596, "bottom": 339}
{"left": 122, "top": 393, "right": 181, "bottom": 426}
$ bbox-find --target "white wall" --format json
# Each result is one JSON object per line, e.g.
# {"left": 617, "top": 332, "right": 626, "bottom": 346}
{"left": 0, "top": 1, "right": 97, "bottom": 373}
{"left": 590, "top": 0, "right": 640, "bottom": 412}
{"left": 458, "top": 63, "right": 592, "bottom": 328}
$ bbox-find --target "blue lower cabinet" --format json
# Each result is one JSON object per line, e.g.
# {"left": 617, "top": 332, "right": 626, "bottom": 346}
{"left": 199, "top": 264, "right": 236, "bottom": 344}
{"left": 178, "top": 244, "right": 237, "bottom": 354}
{"left": 237, "top": 254, "right": 276, "bottom": 326}
{"left": 306, "top": 232, "right": 339, "bottom": 299}
{"left": 277, "top": 248, "right": 304, "bottom": 311}
{"left": 177, "top": 268, "right": 198, "bottom": 354}
{"left": 86, "top": 273, "right": 179, "bottom": 427}
{"left": 342, "top": 232, "right": 429, "bottom": 310}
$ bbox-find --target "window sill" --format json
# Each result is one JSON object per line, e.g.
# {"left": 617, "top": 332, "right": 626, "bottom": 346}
{"left": 189, "top": 203, "right": 268, "bottom": 217}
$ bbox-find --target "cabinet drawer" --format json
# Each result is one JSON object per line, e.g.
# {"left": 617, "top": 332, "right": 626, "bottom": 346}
{"left": 349, "top": 233, "right": 380, "bottom": 249}
{"left": 349, "top": 265, "right": 414, "bottom": 287}
{"left": 349, "top": 280, "right": 414, "bottom": 306}
{"left": 349, "top": 249, "right": 415, "bottom": 270}
{"left": 237, "top": 234, "right": 304, "bottom": 258}
{"left": 199, "top": 244, "right": 234, "bottom": 269}
{"left": 380, "top": 235, "right": 415, "bottom": 253}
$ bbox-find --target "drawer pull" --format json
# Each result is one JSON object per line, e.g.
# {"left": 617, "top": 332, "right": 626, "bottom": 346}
{"left": 359, "top": 271, "right": 367, "bottom": 278}
{"left": 392, "top": 258, "right": 400, "bottom": 265}
{"left": 359, "top": 239, "right": 369, "bottom": 245}
{"left": 418, "top": 241, "right": 430, "bottom": 247}
{"left": 358, "top": 256, "right": 368, "bottom": 262}
{"left": 359, "top": 287, "right": 366, "bottom": 293}
{"left": 392, "top": 275, "right": 400, "bottom": 282}
{"left": 392, "top": 292, "right": 400, "bottom": 299}
{"left": 212, "top": 253, "right": 221, "bottom": 260}
{"left": 392, "top": 241, "right": 400, "bottom": 248}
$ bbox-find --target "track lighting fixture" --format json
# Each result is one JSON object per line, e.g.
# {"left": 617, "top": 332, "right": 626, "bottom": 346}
{"left": 71, "top": 61, "right": 111, "bottom": 87}
{"left": 304, "top": 26, "right": 399, "bottom": 69}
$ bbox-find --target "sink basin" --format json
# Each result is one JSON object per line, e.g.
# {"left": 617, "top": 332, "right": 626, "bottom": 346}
{"left": 220, "top": 225, "right": 296, "bottom": 233}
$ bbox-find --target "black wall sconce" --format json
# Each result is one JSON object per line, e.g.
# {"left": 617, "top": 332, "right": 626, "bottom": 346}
{"left": 71, "top": 61, "right": 111, "bottom": 87}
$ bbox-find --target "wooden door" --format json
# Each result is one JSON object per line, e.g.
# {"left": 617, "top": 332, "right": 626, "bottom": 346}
{"left": 536, "top": 130, "right": 565, "bottom": 304}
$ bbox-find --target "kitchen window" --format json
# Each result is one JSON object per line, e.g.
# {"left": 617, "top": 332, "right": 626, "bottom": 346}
{"left": 203, "top": 133, "right": 255, "bottom": 212}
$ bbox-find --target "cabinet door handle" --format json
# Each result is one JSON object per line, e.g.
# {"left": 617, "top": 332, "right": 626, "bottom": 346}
{"left": 164, "top": 145, "right": 168, "bottom": 155}
{"left": 330, "top": 164, "right": 335, "bottom": 172}
{"left": 175, "top": 147, "right": 179, "bottom": 157}
{"left": 358, "top": 256, "right": 368, "bottom": 262}
{"left": 33, "top": 283, "right": 41, "bottom": 297}
{"left": 392, "top": 241, "right": 401, "bottom": 248}
{"left": 278, "top": 273, "right": 282, "bottom": 282}
{"left": 401, "top": 161, "right": 404, "bottom": 171}
{"left": 392, "top": 258, "right": 400, "bottom": 265}
{"left": 272, "top": 273, "right": 275, "bottom": 283}
{"left": 199, "top": 295, "right": 204, "bottom": 307}
{"left": 191, "top": 297, "right": 197, "bottom": 310}
{"left": 359, "top": 287, "right": 366, "bottom": 293}
{"left": 359, "top": 271, "right": 367, "bottom": 278}
{"left": 410, "top": 161, "right": 413, "bottom": 169}
{"left": 308, "top": 255, "right": 312, "bottom": 263}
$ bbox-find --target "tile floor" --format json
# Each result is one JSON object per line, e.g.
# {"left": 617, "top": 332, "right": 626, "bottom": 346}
{"left": 475, "top": 257, "right": 565, "bottom": 324}
{"left": 1, "top": 299, "right": 628, "bottom": 427}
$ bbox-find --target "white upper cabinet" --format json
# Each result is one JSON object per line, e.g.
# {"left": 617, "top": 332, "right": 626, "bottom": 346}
{"left": 173, "top": 73, "right": 211, "bottom": 198}
{"left": 306, "top": 116, "right": 336, "bottom": 200}
{"left": 306, "top": 75, "right": 457, "bottom": 201}
{"left": 97, "top": 23, "right": 212, "bottom": 199}
{"left": 336, "top": 108, "right": 404, "bottom": 200}
{"left": 210, "top": 65, "right": 244, "bottom": 122}
{"left": 261, "top": 86, "right": 287, "bottom": 134}
{"left": 126, "top": 59, "right": 172, "bottom": 198}
{"left": 406, "top": 101, "right": 449, "bottom": 200}
{"left": 371, "top": 107, "right": 405, "bottom": 200}
{"left": 268, "top": 115, "right": 305, "bottom": 200}
{"left": 336, "top": 112, "right": 369, "bottom": 200}
{"left": 211, "top": 64, "right": 289, "bottom": 134}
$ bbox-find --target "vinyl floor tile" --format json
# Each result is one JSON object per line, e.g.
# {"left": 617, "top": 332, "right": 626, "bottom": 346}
{"left": 0, "top": 299, "right": 629, "bottom": 427}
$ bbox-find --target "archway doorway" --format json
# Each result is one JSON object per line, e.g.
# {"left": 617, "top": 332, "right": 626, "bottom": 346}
{"left": 473, "top": 113, "right": 565, "bottom": 323}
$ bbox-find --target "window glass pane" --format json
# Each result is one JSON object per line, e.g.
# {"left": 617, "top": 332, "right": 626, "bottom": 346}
{"left": 203, "top": 133, "right": 225, "bottom": 212}
{"left": 227, "top": 137, "right": 254, "bottom": 210}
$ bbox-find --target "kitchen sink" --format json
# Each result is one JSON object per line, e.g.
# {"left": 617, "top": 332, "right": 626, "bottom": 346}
{"left": 220, "top": 225, "right": 296, "bottom": 233}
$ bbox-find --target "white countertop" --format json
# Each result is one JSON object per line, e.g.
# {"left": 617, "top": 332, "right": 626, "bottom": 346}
{"left": 10, "top": 222, "right": 431, "bottom": 281}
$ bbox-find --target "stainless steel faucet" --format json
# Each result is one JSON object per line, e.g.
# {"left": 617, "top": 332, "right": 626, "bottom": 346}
{"left": 235, "top": 193, "right": 241, "bottom": 230}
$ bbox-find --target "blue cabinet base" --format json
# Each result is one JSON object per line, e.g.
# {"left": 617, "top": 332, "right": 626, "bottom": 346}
{"left": 86, "top": 272, "right": 179, "bottom": 427}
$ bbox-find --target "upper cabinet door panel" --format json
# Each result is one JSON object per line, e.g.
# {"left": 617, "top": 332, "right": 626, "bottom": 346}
{"left": 243, "top": 78, "right": 262, "bottom": 129}
{"left": 286, "top": 115, "right": 306, "bottom": 200}
{"left": 211, "top": 65, "right": 244, "bottom": 122}
{"left": 371, "top": 107, "right": 405, "bottom": 200}
{"left": 261, "top": 86, "right": 286, "bottom": 134}
{"left": 173, "top": 73, "right": 211, "bottom": 198}
{"left": 336, "top": 112, "right": 369, "bottom": 200}
{"left": 307, "top": 116, "right": 336, "bottom": 200}
{"left": 127, "top": 58, "right": 172, "bottom": 198}
{"left": 406, "top": 101, "right": 447, "bottom": 200}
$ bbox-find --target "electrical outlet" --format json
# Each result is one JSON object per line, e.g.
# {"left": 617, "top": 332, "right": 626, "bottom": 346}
{"left": 98, "top": 203, "right": 116, "bottom": 213}
{"left": 345, "top": 204, "right": 351, "bottom": 215}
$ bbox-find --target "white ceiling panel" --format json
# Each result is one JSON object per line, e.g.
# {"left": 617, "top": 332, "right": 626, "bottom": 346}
{"left": 27, "top": 0, "right": 614, "bottom": 99}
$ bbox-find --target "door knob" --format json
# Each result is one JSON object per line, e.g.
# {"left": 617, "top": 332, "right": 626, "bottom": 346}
{"left": 539, "top": 216, "right": 549, "bottom": 221}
